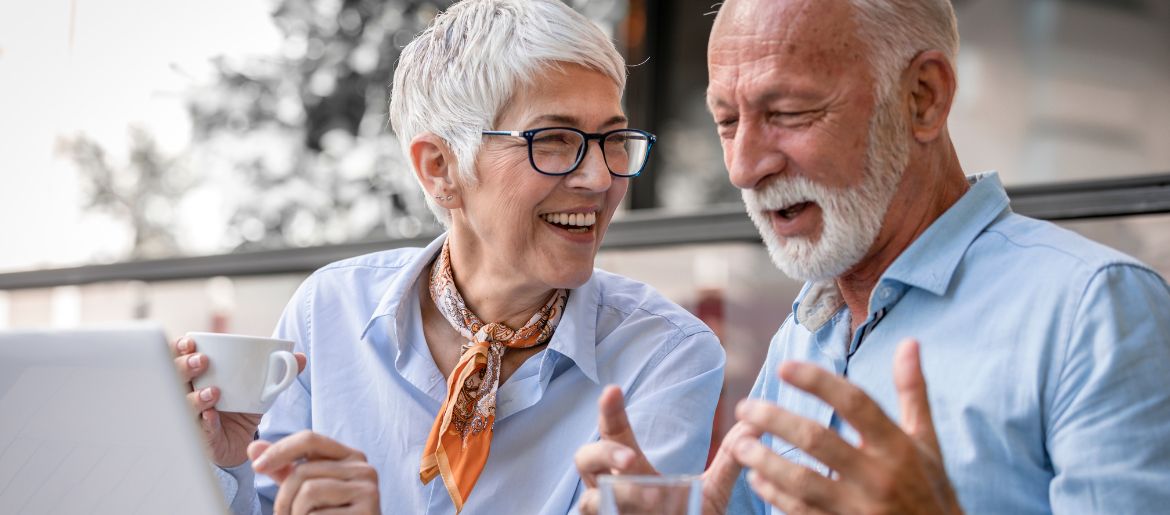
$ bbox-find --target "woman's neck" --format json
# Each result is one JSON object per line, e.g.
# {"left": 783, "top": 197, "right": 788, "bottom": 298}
{"left": 443, "top": 237, "right": 556, "bottom": 328}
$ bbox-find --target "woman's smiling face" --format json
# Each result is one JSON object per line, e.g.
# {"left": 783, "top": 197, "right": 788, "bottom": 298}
{"left": 450, "top": 63, "right": 630, "bottom": 290}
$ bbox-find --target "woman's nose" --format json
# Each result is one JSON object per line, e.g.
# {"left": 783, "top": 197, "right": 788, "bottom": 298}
{"left": 564, "top": 142, "right": 614, "bottom": 192}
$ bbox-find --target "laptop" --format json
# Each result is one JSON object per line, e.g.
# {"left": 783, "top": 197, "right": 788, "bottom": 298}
{"left": 0, "top": 325, "right": 228, "bottom": 514}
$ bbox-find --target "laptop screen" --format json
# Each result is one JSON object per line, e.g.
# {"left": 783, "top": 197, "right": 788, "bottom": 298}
{"left": 0, "top": 326, "right": 228, "bottom": 514}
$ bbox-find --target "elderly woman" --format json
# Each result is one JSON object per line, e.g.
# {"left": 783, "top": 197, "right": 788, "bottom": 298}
{"left": 172, "top": 1, "right": 723, "bottom": 513}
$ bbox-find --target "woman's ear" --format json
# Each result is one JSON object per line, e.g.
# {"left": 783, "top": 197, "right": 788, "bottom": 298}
{"left": 905, "top": 49, "right": 957, "bottom": 144}
{"left": 410, "top": 133, "right": 463, "bottom": 209}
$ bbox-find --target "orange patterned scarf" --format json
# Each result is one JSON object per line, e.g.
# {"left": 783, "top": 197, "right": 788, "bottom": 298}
{"left": 419, "top": 240, "right": 568, "bottom": 512}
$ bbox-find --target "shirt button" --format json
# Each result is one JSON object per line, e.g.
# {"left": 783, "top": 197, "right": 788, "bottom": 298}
{"left": 879, "top": 287, "right": 893, "bottom": 300}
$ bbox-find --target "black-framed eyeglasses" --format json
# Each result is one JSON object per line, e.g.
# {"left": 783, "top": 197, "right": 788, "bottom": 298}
{"left": 481, "top": 127, "right": 657, "bottom": 177}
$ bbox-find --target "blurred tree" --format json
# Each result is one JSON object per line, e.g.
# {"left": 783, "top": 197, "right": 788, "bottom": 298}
{"left": 189, "top": 0, "right": 631, "bottom": 252}
{"left": 66, "top": 0, "right": 631, "bottom": 259}
{"left": 187, "top": 0, "right": 455, "bottom": 251}
{"left": 58, "top": 126, "right": 196, "bottom": 260}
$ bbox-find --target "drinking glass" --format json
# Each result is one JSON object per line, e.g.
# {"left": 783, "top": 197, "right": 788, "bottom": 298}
{"left": 597, "top": 474, "right": 702, "bottom": 515}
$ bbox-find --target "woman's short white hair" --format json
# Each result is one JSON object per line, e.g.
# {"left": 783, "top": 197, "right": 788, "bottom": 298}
{"left": 389, "top": 0, "right": 626, "bottom": 225}
{"left": 846, "top": 0, "right": 960, "bottom": 100}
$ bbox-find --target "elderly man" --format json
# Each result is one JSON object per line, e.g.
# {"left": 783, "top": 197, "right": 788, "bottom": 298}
{"left": 576, "top": 0, "right": 1170, "bottom": 513}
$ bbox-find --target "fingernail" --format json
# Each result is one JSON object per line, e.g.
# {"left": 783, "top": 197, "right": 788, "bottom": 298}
{"left": 613, "top": 448, "right": 634, "bottom": 468}
{"left": 187, "top": 355, "right": 201, "bottom": 369}
{"left": 199, "top": 388, "right": 213, "bottom": 401}
{"left": 178, "top": 338, "right": 190, "bottom": 352}
{"left": 253, "top": 456, "right": 267, "bottom": 470}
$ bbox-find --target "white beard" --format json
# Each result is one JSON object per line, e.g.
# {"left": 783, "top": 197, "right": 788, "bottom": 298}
{"left": 743, "top": 94, "right": 910, "bottom": 282}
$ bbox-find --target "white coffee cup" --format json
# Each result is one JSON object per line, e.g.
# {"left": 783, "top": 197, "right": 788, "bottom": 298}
{"left": 187, "top": 332, "right": 299, "bottom": 414}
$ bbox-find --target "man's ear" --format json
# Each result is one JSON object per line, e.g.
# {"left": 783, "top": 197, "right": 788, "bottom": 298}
{"left": 409, "top": 133, "right": 463, "bottom": 209}
{"left": 905, "top": 49, "right": 957, "bottom": 143}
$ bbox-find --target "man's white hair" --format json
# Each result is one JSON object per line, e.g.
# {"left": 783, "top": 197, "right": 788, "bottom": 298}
{"left": 846, "top": 0, "right": 960, "bottom": 99}
{"left": 389, "top": 0, "right": 626, "bottom": 225}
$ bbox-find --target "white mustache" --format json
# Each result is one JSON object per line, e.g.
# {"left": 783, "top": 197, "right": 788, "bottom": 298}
{"left": 743, "top": 176, "right": 835, "bottom": 213}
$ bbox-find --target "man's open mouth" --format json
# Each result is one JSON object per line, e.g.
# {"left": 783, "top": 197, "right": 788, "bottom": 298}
{"left": 775, "top": 202, "right": 813, "bottom": 220}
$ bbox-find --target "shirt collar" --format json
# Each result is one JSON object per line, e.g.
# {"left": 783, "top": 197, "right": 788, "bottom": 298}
{"left": 544, "top": 271, "right": 600, "bottom": 383}
{"left": 881, "top": 171, "right": 1010, "bottom": 296}
{"left": 792, "top": 172, "right": 1011, "bottom": 330}
{"left": 358, "top": 232, "right": 601, "bottom": 384}
{"left": 360, "top": 233, "right": 447, "bottom": 340}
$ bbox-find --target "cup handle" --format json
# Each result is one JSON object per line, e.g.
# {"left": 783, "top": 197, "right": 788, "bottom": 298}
{"left": 261, "top": 350, "right": 299, "bottom": 404}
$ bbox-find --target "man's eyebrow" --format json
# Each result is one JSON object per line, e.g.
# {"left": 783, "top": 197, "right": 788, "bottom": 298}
{"left": 706, "top": 92, "right": 732, "bottom": 113}
{"left": 706, "top": 88, "right": 822, "bottom": 112}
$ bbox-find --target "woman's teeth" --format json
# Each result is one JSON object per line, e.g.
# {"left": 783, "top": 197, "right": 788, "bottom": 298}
{"left": 541, "top": 212, "right": 597, "bottom": 232}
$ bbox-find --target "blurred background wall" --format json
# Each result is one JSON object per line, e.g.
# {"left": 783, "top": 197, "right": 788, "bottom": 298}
{"left": 2, "top": 0, "right": 1169, "bottom": 455}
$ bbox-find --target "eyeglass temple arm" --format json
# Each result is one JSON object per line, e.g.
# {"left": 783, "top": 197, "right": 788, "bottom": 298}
{"left": 481, "top": 130, "right": 523, "bottom": 136}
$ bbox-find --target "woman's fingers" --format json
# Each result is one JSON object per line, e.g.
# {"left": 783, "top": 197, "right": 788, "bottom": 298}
{"left": 594, "top": 386, "right": 657, "bottom": 475}
{"left": 288, "top": 478, "right": 374, "bottom": 515}
{"left": 254, "top": 431, "right": 363, "bottom": 474}
{"left": 186, "top": 386, "right": 219, "bottom": 414}
{"left": 574, "top": 440, "right": 640, "bottom": 488}
{"left": 173, "top": 351, "right": 206, "bottom": 383}
{"left": 247, "top": 440, "right": 272, "bottom": 461}
{"left": 249, "top": 440, "right": 296, "bottom": 484}
{"left": 170, "top": 336, "right": 196, "bottom": 357}
{"left": 198, "top": 407, "right": 221, "bottom": 433}
{"left": 252, "top": 433, "right": 378, "bottom": 515}
{"left": 577, "top": 488, "right": 600, "bottom": 515}
{"left": 275, "top": 461, "right": 378, "bottom": 515}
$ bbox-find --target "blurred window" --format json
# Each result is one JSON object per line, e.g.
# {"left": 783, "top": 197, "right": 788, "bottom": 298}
{"left": 639, "top": 0, "right": 1170, "bottom": 209}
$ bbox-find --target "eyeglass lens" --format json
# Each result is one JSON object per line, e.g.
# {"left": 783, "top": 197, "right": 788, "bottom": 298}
{"left": 530, "top": 129, "right": 650, "bottom": 176}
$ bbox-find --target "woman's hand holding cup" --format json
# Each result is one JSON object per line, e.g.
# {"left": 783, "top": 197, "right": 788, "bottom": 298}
{"left": 170, "top": 333, "right": 307, "bottom": 468}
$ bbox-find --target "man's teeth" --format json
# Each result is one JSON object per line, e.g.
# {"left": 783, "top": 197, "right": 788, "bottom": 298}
{"left": 776, "top": 202, "right": 810, "bottom": 220}
{"left": 541, "top": 212, "right": 597, "bottom": 227}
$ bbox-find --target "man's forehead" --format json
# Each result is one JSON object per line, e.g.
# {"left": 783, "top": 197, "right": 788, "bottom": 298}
{"left": 707, "top": 0, "right": 866, "bottom": 102}
{"left": 710, "top": 0, "right": 856, "bottom": 50}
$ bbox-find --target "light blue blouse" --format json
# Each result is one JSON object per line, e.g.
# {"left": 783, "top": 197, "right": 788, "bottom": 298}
{"left": 216, "top": 234, "right": 725, "bottom": 514}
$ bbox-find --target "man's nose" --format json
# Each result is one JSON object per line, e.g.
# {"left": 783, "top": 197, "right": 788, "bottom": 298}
{"left": 565, "top": 142, "right": 614, "bottom": 192}
{"left": 727, "top": 121, "right": 785, "bottom": 190}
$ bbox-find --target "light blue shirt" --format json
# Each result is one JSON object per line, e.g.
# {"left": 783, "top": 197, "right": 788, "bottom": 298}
{"left": 730, "top": 173, "right": 1170, "bottom": 514}
{"left": 216, "top": 234, "right": 724, "bottom": 514}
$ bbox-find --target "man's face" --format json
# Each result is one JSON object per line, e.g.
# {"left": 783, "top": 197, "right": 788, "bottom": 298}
{"left": 707, "top": 0, "right": 909, "bottom": 282}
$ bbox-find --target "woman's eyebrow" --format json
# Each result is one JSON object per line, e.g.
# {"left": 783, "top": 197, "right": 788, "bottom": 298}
{"left": 528, "top": 114, "right": 628, "bottom": 128}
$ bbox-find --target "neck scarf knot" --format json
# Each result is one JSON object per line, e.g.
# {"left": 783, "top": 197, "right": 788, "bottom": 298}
{"left": 419, "top": 240, "right": 568, "bottom": 511}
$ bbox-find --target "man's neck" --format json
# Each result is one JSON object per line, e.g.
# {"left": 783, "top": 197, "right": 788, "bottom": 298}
{"left": 837, "top": 152, "right": 969, "bottom": 334}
